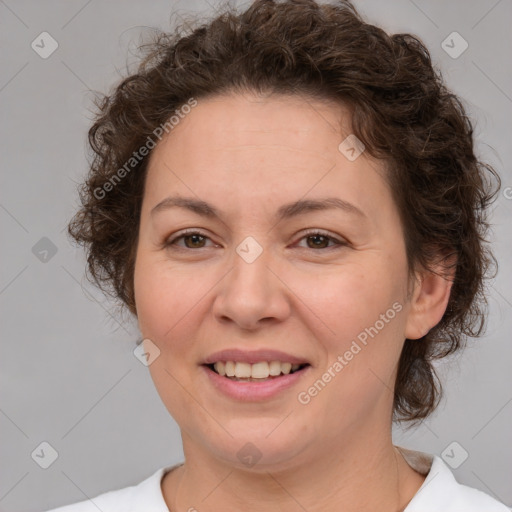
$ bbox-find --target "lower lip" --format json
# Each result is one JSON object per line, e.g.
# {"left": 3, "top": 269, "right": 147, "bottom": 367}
{"left": 202, "top": 365, "right": 310, "bottom": 401}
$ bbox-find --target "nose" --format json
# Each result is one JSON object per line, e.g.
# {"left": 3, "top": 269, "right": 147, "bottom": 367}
{"left": 212, "top": 241, "right": 291, "bottom": 331}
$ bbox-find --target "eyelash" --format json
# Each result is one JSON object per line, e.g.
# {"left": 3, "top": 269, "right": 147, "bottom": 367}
{"left": 164, "top": 228, "right": 347, "bottom": 251}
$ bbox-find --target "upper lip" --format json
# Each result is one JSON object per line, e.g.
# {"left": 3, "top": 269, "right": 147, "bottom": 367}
{"left": 202, "top": 349, "right": 310, "bottom": 365}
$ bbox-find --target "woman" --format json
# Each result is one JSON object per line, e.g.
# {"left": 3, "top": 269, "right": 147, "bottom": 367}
{"left": 46, "top": 0, "right": 508, "bottom": 510}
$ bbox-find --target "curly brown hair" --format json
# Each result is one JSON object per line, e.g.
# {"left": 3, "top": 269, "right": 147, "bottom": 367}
{"left": 68, "top": 0, "right": 500, "bottom": 423}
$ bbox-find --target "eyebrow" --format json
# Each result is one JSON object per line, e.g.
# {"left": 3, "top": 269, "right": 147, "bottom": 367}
{"left": 150, "top": 195, "right": 367, "bottom": 221}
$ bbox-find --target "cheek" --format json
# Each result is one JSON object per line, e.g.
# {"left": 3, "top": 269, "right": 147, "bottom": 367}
{"left": 134, "top": 256, "right": 210, "bottom": 425}
{"left": 296, "top": 273, "right": 405, "bottom": 431}
{"left": 134, "top": 253, "right": 205, "bottom": 343}
{"left": 293, "top": 258, "right": 407, "bottom": 402}
{"left": 290, "top": 258, "right": 405, "bottom": 346}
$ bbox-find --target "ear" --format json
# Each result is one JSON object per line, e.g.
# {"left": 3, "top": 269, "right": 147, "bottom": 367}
{"left": 404, "top": 253, "right": 456, "bottom": 340}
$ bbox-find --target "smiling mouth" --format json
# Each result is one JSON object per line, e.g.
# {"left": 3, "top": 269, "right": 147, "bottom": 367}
{"left": 205, "top": 361, "right": 310, "bottom": 381}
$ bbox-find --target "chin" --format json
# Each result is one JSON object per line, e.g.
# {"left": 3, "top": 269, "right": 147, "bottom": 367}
{"left": 199, "top": 424, "right": 313, "bottom": 472}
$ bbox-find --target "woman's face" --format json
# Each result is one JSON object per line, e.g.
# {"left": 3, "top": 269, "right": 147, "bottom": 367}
{"left": 134, "top": 92, "right": 418, "bottom": 469}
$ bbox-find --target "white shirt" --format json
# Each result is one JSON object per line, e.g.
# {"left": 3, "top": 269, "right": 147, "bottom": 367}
{"left": 44, "top": 447, "right": 509, "bottom": 512}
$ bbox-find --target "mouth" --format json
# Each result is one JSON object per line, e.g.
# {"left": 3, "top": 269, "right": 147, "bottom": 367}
{"left": 201, "top": 349, "right": 312, "bottom": 400}
{"left": 204, "top": 361, "right": 310, "bottom": 382}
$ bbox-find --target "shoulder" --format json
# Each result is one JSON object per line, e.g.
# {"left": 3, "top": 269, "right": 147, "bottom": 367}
{"left": 398, "top": 447, "right": 510, "bottom": 512}
{"left": 43, "top": 465, "right": 177, "bottom": 512}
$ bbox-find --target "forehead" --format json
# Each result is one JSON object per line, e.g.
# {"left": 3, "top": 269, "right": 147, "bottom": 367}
{"left": 143, "top": 92, "right": 392, "bottom": 225}
{"left": 149, "top": 91, "right": 352, "bottom": 165}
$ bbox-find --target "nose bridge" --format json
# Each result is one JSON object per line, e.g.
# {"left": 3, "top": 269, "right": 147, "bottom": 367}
{"left": 232, "top": 234, "right": 271, "bottom": 288}
{"left": 229, "top": 234, "right": 274, "bottom": 300}
{"left": 212, "top": 234, "right": 289, "bottom": 328}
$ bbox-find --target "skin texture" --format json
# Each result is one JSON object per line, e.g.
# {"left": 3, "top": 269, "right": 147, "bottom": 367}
{"left": 133, "top": 92, "right": 454, "bottom": 512}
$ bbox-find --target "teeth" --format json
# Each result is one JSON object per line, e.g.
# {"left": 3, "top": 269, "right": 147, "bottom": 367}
{"left": 214, "top": 361, "right": 226, "bottom": 376}
{"left": 269, "top": 361, "right": 281, "bottom": 376}
{"left": 251, "top": 361, "right": 270, "bottom": 379}
{"left": 234, "top": 362, "right": 251, "bottom": 378}
{"left": 212, "top": 360, "right": 304, "bottom": 379}
{"left": 281, "top": 362, "right": 292, "bottom": 375}
{"left": 225, "top": 361, "right": 235, "bottom": 377}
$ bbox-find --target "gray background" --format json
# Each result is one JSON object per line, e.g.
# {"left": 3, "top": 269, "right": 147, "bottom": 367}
{"left": 1, "top": 0, "right": 511, "bottom": 510}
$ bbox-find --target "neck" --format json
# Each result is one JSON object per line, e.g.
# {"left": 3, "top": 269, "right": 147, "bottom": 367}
{"left": 162, "top": 419, "right": 425, "bottom": 512}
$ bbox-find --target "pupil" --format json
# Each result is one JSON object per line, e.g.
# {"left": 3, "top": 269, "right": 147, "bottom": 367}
{"left": 308, "top": 235, "right": 327, "bottom": 248}
{"left": 186, "top": 234, "right": 204, "bottom": 248}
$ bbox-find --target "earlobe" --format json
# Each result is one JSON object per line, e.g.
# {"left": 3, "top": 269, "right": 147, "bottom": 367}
{"left": 404, "top": 261, "right": 455, "bottom": 340}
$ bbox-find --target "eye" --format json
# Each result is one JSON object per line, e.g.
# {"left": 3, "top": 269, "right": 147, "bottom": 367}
{"left": 164, "top": 229, "right": 215, "bottom": 250}
{"left": 295, "top": 229, "right": 346, "bottom": 250}
{"left": 163, "top": 228, "right": 347, "bottom": 251}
